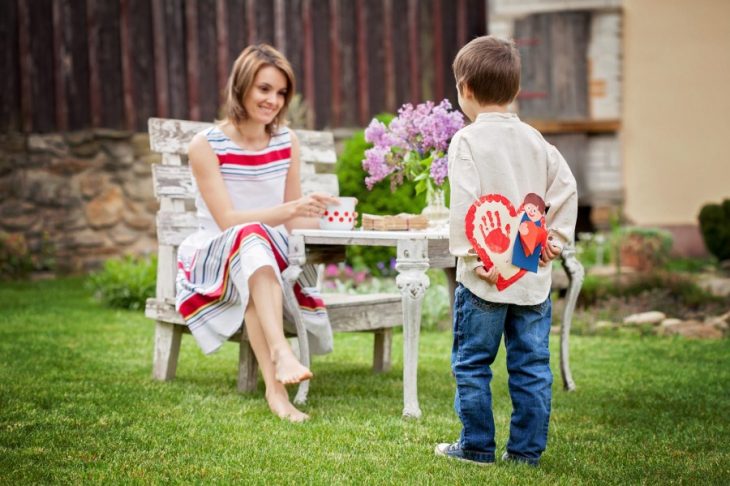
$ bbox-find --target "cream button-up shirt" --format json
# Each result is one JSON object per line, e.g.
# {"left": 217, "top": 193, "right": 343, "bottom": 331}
{"left": 448, "top": 112, "right": 578, "bottom": 305}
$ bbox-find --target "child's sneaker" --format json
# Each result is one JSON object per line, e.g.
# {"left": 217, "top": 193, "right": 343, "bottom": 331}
{"left": 501, "top": 451, "right": 539, "bottom": 467}
{"left": 434, "top": 442, "right": 494, "bottom": 466}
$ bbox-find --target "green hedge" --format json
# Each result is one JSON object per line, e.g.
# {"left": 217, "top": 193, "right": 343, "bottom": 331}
{"left": 698, "top": 199, "right": 730, "bottom": 261}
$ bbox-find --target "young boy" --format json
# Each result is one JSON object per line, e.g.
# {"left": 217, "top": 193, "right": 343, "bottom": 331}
{"left": 435, "top": 36, "right": 578, "bottom": 466}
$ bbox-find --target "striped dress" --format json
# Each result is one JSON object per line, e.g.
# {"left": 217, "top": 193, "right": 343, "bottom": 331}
{"left": 175, "top": 125, "right": 333, "bottom": 355}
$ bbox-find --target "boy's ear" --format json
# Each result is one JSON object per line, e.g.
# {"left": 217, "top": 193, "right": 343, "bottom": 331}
{"left": 460, "top": 83, "right": 474, "bottom": 100}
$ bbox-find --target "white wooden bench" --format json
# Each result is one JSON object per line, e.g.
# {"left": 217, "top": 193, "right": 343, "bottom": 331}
{"left": 144, "top": 117, "right": 402, "bottom": 402}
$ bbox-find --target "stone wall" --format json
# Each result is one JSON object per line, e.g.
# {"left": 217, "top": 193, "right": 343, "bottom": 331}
{"left": 0, "top": 130, "right": 159, "bottom": 273}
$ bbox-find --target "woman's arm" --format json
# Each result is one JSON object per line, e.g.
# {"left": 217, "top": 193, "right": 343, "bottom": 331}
{"left": 189, "top": 132, "right": 327, "bottom": 231}
{"left": 283, "top": 131, "right": 337, "bottom": 231}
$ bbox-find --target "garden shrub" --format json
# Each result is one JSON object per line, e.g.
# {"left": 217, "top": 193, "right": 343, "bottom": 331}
{"left": 698, "top": 199, "right": 730, "bottom": 261}
{"left": 88, "top": 254, "right": 157, "bottom": 310}
{"left": 336, "top": 114, "right": 427, "bottom": 274}
{"left": 617, "top": 226, "right": 673, "bottom": 271}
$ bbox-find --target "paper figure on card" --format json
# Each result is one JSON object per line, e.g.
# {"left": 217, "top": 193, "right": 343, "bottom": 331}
{"left": 511, "top": 193, "right": 547, "bottom": 273}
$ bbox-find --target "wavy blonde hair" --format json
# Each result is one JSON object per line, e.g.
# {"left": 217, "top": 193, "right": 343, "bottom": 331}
{"left": 223, "top": 44, "right": 295, "bottom": 135}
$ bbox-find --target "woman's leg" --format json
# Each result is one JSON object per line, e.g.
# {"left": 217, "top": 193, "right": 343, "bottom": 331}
{"left": 244, "top": 301, "right": 308, "bottom": 422}
{"left": 248, "top": 266, "right": 312, "bottom": 384}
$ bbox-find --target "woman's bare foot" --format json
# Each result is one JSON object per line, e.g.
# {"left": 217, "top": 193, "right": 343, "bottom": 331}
{"left": 272, "top": 347, "right": 313, "bottom": 384}
{"left": 265, "top": 387, "right": 309, "bottom": 422}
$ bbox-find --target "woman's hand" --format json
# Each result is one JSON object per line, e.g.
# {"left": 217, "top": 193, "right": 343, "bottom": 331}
{"left": 289, "top": 192, "right": 339, "bottom": 218}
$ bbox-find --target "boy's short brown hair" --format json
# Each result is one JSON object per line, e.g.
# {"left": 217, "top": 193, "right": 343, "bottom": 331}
{"left": 453, "top": 35, "right": 521, "bottom": 106}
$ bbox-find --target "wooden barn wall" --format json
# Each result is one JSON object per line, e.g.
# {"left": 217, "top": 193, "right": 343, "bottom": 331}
{"left": 0, "top": 0, "right": 488, "bottom": 133}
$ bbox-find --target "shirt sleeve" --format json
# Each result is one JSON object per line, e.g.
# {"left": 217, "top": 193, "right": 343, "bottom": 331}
{"left": 448, "top": 133, "right": 482, "bottom": 271}
{"left": 544, "top": 143, "right": 578, "bottom": 248}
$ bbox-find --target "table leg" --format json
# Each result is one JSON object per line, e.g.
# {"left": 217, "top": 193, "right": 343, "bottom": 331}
{"left": 559, "top": 244, "right": 584, "bottom": 392}
{"left": 395, "top": 239, "right": 430, "bottom": 419}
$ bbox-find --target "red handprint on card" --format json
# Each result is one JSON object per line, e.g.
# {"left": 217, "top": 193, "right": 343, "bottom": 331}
{"left": 479, "top": 210, "right": 512, "bottom": 254}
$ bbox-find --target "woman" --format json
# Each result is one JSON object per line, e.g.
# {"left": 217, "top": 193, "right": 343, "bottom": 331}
{"left": 175, "top": 44, "right": 337, "bottom": 422}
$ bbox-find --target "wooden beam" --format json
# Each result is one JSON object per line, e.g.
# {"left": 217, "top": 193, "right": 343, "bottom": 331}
{"left": 17, "top": 0, "right": 32, "bottom": 132}
{"left": 356, "top": 0, "right": 369, "bottom": 125}
{"left": 456, "top": 0, "right": 467, "bottom": 47}
{"left": 525, "top": 118, "right": 621, "bottom": 134}
{"left": 407, "top": 0, "right": 419, "bottom": 104}
{"left": 216, "top": 0, "right": 229, "bottom": 107}
{"left": 274, "top": 0, "right": 286, "bottom": 52}
{"left": 246, "top": 0, "right": 256, "bottom": 44}
{"left": 432, "top": 0, "right": 444, "bottom": 102}
{"left": 383, "top": 0, "right": 395, "bottom": 112}
{"left": 85, "top": 0, "right": 101, "bottom": 127}
{"left": 151, "top": 0, "right": 168, "bottom": 118}
{"left": 119, "top": 0, "right": 135, "bottom": 131}
{"left": 329, "top": 0, "right": 341, "bottom": 126}
{"left": 302, "top": 0, "right": 315, "bottom": 128}
{"left": 52, "top": 0, "right": 68, "bottom": 131}
{"left": 185, "top": 1, "right": 200, "bottom": 120}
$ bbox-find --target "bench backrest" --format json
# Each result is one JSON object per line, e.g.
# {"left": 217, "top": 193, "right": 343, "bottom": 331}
{"left": 147, "top": 117, "right": 340, "bottom": 301}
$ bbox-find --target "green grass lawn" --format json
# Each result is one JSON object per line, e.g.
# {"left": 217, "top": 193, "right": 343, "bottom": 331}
{"left": 1, "top": 278, "right": 729, "bottom": 484}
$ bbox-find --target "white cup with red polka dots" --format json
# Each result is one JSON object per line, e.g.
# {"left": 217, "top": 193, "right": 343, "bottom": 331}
{"left": 319, "top": 197, "right": 358, "bottom": 230}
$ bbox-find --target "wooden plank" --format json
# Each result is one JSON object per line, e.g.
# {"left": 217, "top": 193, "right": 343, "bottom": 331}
{"left": 337, "top": 0, "right": 357, "bottom": 126}
{"left": 164, "top": 0, "right": 188, "bottom": 119}
{"left": 246, "top": 0, "right": 256, "bottom": 45}
{"left": 216, "top": 0, "right": 229, "bottom": 109}
{"left": 29, "top": 0, "right": 56, "bottom": 132}
{"left": 96, "top": 0, "right": 124, "bottom": 129}
{"left": 119, "top": 0, "right": 135, "bottom": 131}
{"left": 151, "top": 0, "right": 169, "bottom": 118}
{"left": 152, "top": 164, "right": 338, "bottom": 200}
{"left": 355, "top": 0, "right": 368, "bottom": 125}
{"left": 544, "top": 133, "right": 589, "bottom": 202}
{"left": 63, "top": 0, "right": 91, "bottom": 130}
{"left": 391, "top": 0, "right": 409, "bottom": 108}
{"left": 52, "top": 0, "right": 68, "bottom": 131}
{"left": 274, "top": 0, "right": 286, "bottom": 52}
{"left": 17, "top": 0, "right": 33, "bottom": 132}
{"left": 1, "top": 0, "right": 20, "bottom": 132}
{"left": 148, "top": 117, "right": 213, "bottom": 154}
{"left": 329, "top": 0, "right": 341, "bottom": 126}
{"left": 456, "top": 0, "right": 467, "bottom": 47}
{"left": 312, "top": 0, "right": 331, "bottom": 129}
{"left": 526, "top": 119, "right": 621, "bottom": 134}
{"left": 548, "top": 11, "right": 589, "bottom": 119}
{"left": 325, "top": 293, "right": 402, "bottom": 332}
{"left": 441, "top": 0, "right": 459, "bottom": 105}
{"left": 283, "top": 0, "right": 303, "bottom": 98}
{"left": 432, "top": 0, "right": 444, "bottom": 102}
{"left": 185, "top": 1, "right": 201, "bottom": 120}
{"left": 255, "top": 0, "right": 274, "bottom": 44}
{"left": 302, "top": 0, "right": 315, "bottom": 128}
{"left": 366, "top": 0, "right": 385, "bottom": 119}
{"left": 407, "top": 0, "right": 419, "bottom": 103}
{"left": 296, "top": 129, "right": 336, "bottom": 165}
{"left": 418, "top": 0, "right": 434, "bottom": 102}
{"left": 129, "top": 0, "right": 156, "bottom": 130}
{"left": 382, "top": 0, "right": 396, "bottom": 113}
{"left": 515, "top": 14, "right": 551, "bottom": 118}
{"left": 156, "top": 211, "right": 198, "bottom": 246}
{"left": 196, "top": 0, "right": 218, "bottom": 122}
{"left": 226, "top": 0, "right": 246, "bottom": 66}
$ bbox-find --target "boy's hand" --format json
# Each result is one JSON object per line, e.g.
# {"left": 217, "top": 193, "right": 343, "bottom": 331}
{"left": 475, "top": 265, "right": 499, "bottom": 285}
{"left": 539, "top": 236, "right": 563, "bottom": 266}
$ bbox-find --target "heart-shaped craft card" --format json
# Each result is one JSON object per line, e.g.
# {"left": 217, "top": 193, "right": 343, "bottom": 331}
{"left": 465, "top": 194, "right": 530, "bottom": 291}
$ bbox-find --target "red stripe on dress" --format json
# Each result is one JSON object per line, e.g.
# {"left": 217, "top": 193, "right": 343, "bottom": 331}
{"left": 217, "top": 147, "right": 291, "bottom": 166}
{"left": 179, "top": 224, "right": 287, "bottom": 318}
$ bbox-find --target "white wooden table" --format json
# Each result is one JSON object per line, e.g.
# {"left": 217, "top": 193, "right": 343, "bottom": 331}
{"left": 288, "top": 228, "right": 453, "bottom": 418}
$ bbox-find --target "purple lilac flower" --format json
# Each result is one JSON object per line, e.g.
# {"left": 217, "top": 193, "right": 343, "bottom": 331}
{"left": 362, "top": 145, "right": 394, "bottom": 189}
{"left": 430, "top": 155, "right": 449, "bottom": 186}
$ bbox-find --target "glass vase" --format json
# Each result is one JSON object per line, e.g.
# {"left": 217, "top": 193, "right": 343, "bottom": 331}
{"left": 421, "top": 186, "right": 449, "bottom": 230}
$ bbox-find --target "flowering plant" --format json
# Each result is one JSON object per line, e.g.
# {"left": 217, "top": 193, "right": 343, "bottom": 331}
{"left": 362, "top": 99, "right": 464, "bottom": 194}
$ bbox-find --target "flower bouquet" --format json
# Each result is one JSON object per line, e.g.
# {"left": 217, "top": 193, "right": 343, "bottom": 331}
{"left": 362, "top": 99, "right": 464, "bottom": 228}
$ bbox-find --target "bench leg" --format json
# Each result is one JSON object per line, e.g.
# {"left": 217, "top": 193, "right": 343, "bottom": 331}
{"left": 238, "top": 331, "right": 259, "bottom": 393}
{"left": 152, "top": 321, "right": 182, "bottom": 381}
{"left": 373, "top": 328, "right": 393, "bottom": 373}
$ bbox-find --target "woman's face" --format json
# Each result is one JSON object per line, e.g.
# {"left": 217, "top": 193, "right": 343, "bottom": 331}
{"left": 244, "top": 65, "right": 288, "bottom": 125}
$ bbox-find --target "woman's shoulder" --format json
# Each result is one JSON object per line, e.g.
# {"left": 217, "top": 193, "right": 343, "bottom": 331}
{"left": 271, "top": 124, "right": 294, "bottom": 145}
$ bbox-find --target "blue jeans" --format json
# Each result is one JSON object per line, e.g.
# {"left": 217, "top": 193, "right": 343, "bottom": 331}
{"left": 451, "top": 284, "right": 553, "bottom": 465}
